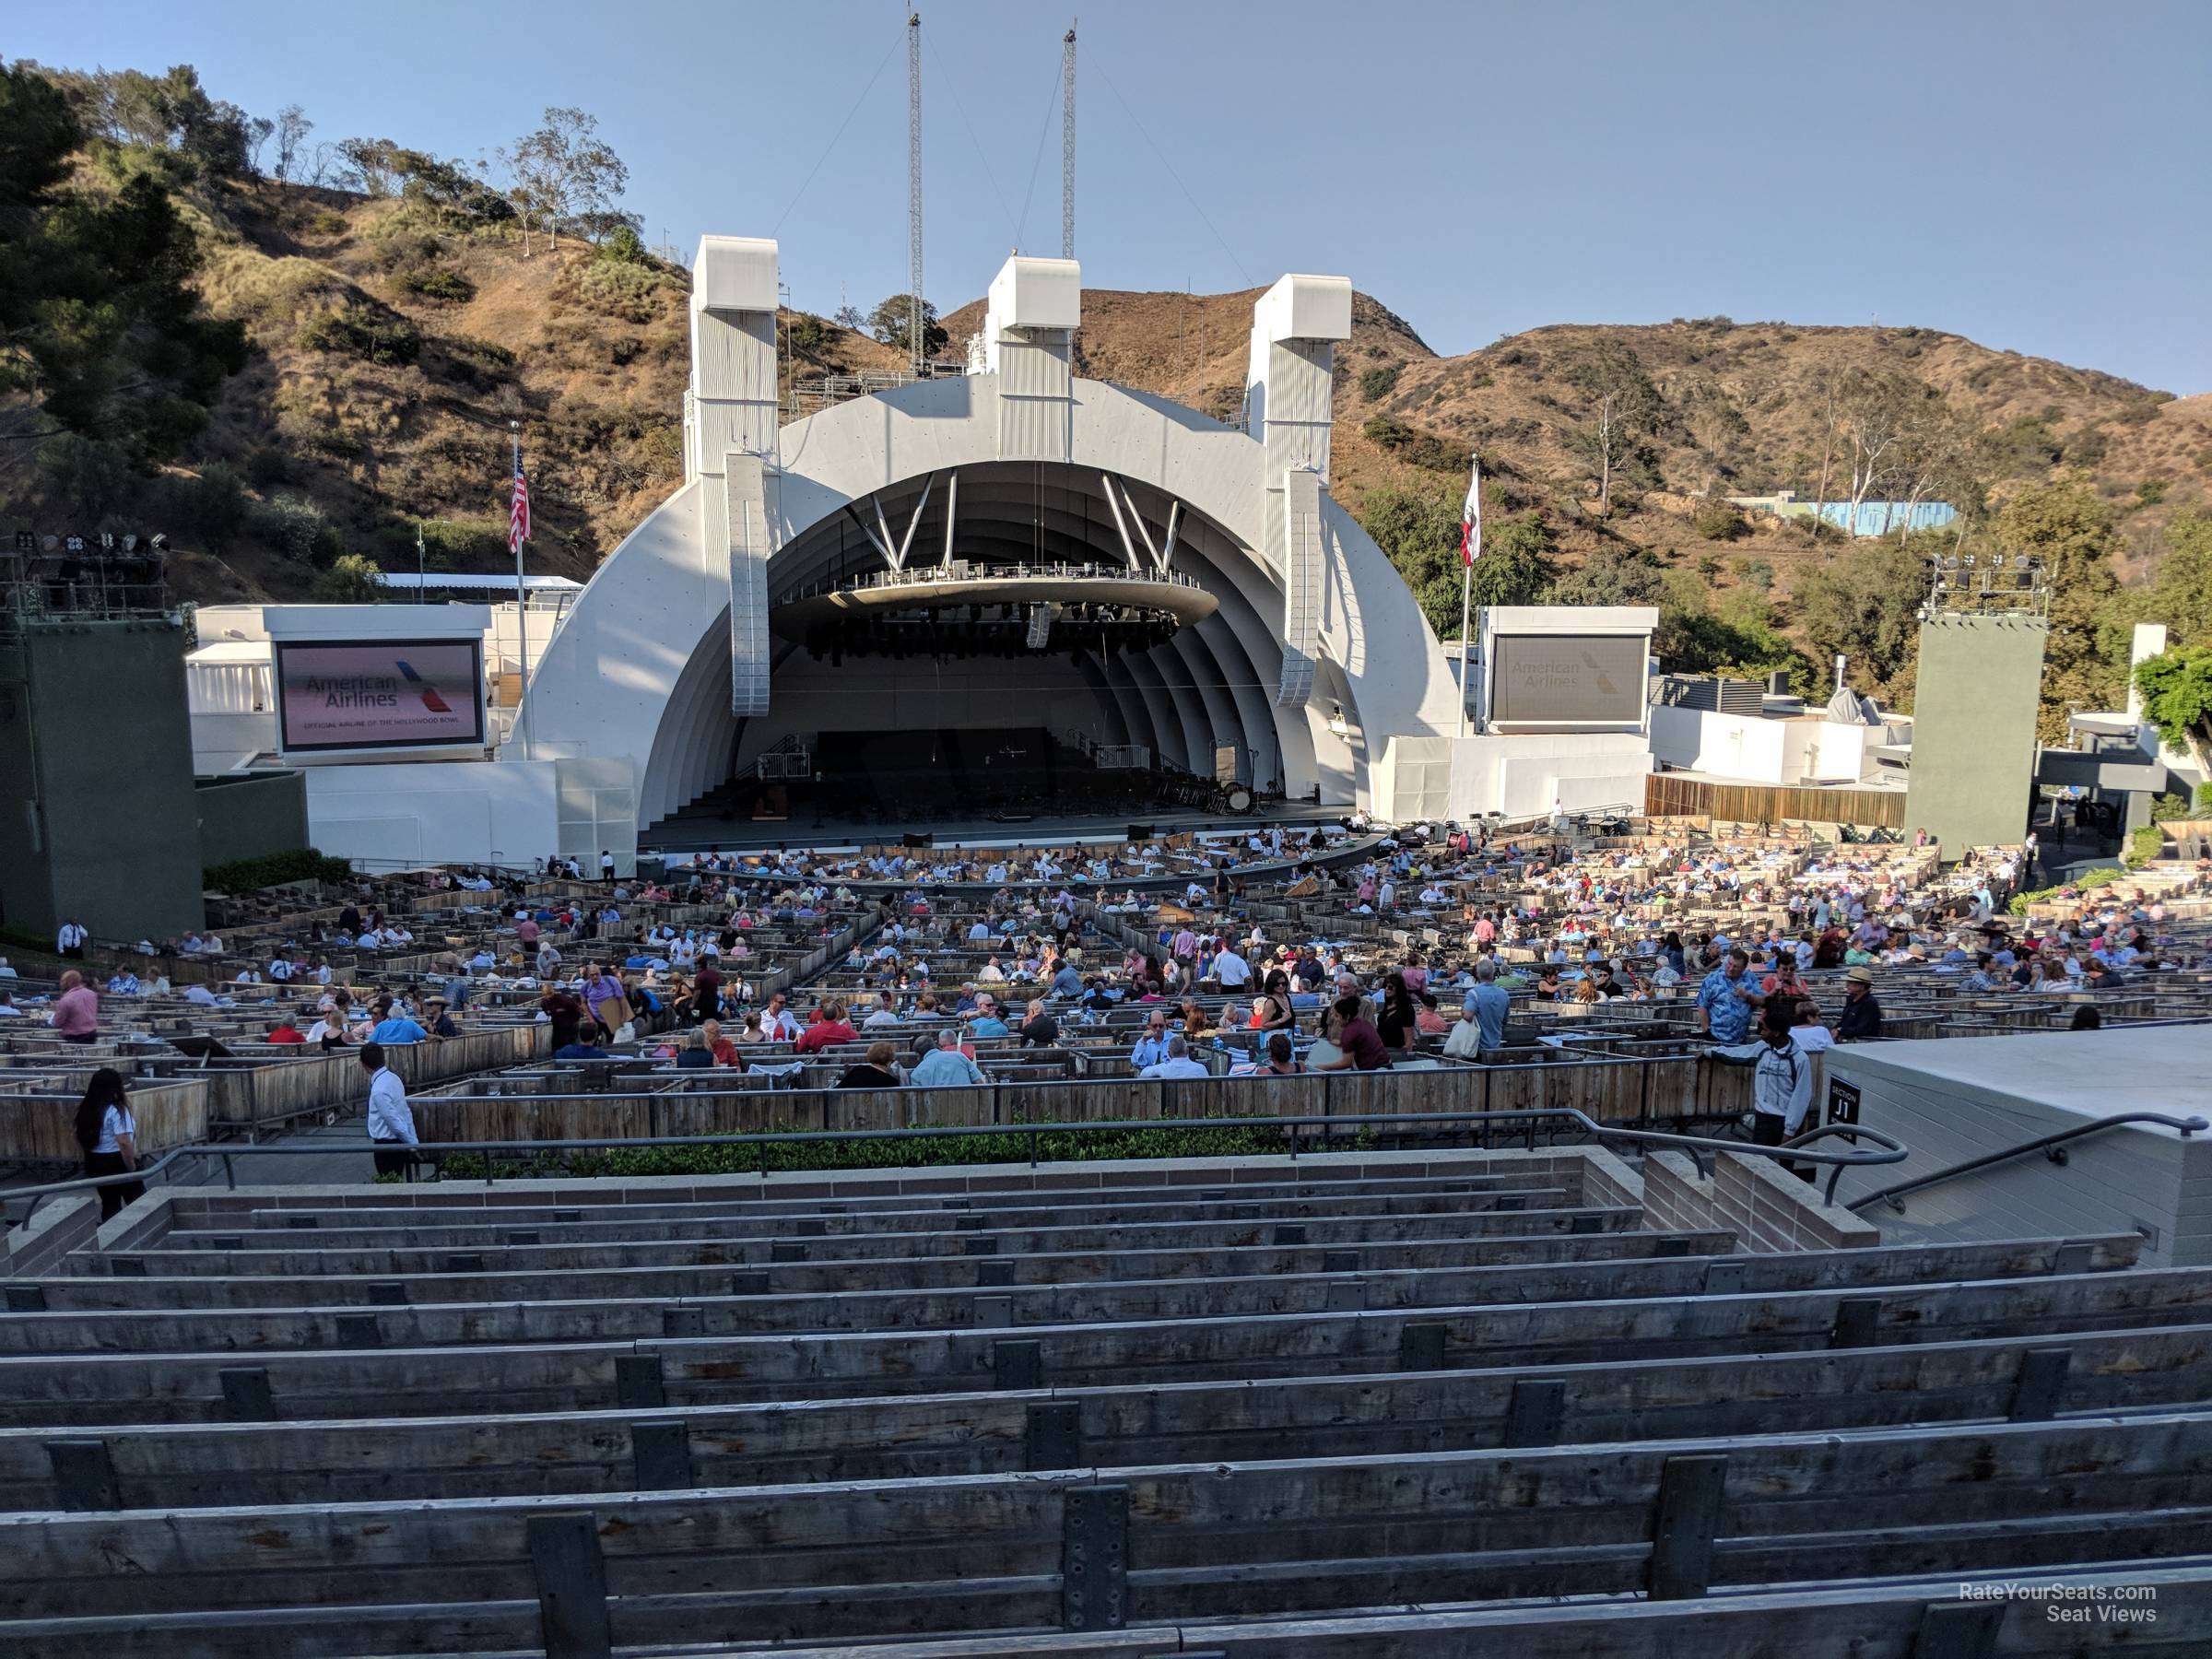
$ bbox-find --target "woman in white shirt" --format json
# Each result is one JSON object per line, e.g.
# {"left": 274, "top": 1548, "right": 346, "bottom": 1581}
{"left": 73, "top": 1067, "right": 146, "bottom": 1221}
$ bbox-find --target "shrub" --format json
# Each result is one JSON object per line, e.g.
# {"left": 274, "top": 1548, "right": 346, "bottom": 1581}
{"left": 2149, "top": 792, "right": 2193, "bottom": 823}
{"left": 2125, "top": 824, "right": 2168, "bottom": 867}
{"left": 598, "top": 224, "right": 647, "bottom": 265}
{"left": 243, "top": 446, "right": 292, "bottom": 490}
{"left": 310, "top": 552, "right": 384, "bottom": 602}
{"left": 184, "top": 463, "right": 249, "bottom": 546}
{"left": 307, "top": 209, "right": 347, "bottom": 237}
{"left": 1359, "top": 362, "right": 1402, "bottom": 402}
{"left": 203, "top": 848, "right": 355, "bottom": 894}
{"left": 2135, "top": 479, "right": 2169, "bottom": 507}
{"left": 40, "top": 433, "right": 133, "bottom": 514}
{"left": 371, "top": 515, "right": 508, "bottom": 568}
{"left": 400, "top": 266, "right": 476, "bottom": 303}
{"left": 573, "top": 258, "right": 667, "bottom": 324}
{"left": 444, "top": 334, "right": 516, "bottom": 370}
{"left": 787, "top": 312, "right": 833, "bottom": 355}
{"left": 1694, "top": 499, "right": 1748, "bottom": 541}
{"left": 297, "top": 305, "right": 421, "bottom": 368}
{"left": 2007, "top": 867, "right": 2126, "bottom": 916}
{"left": 433, "top": 1120, "right": 1306, "bottom": 1182}
{"left": 1362, "top": 412, "right": 1461, "bottom": 471}
{"left": 250, "top": 492, "right": 338, "bottom": 562}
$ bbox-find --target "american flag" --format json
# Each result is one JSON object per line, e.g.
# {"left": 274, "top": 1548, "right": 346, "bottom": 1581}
{"left": 1460, "top": 454, "right": 1483, "bottom": 567}
{"left": 509, "top": 465, "right": 531, "bottom": 556}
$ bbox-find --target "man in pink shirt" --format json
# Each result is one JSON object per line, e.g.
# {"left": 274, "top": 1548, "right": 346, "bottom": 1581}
{"left": 52, "top": 971, "right": 98, "bottom": 1044}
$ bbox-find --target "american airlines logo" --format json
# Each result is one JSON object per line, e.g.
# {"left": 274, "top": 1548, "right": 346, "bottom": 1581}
{"left": 394, "top": 661, "right": 453, "bottom": 714}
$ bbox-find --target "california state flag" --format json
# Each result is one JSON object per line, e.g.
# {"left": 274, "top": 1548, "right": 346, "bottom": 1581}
{"left": 1460, "top": 454, "right": 1482, "bottom": 566}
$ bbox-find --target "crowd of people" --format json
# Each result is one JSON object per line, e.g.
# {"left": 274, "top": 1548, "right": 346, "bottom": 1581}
{"left": 34, "top": 811, "right": 2207, "bottom": 1209}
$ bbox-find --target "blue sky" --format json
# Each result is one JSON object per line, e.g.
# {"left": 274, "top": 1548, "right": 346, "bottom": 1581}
{"left": 15, "top": 0, "right": 2208, "bottom": 391}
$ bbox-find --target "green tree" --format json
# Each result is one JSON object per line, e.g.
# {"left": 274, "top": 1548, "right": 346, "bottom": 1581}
{"left": 1562, "top": 340, "right": 1660, "bottom": 513}
{"left": 1468, "top": 512, "right": 1558, "bottom": 607}
{"left": 39, "top": 432, "right": 133, "bottom": 513}
{"left": 499, "top": 107, "right": 629, "bottom": 254}
{"left": 1356, "top": 481, "right": 1462, "bottom": 636}
{"left": 1996, "top": 477, "right": 2124, "bottom": 738}
{"left": 1544, "top": 544, "right": 1667, "bottom": 607}
{"left": 2135, "top": 646, "right": 2212, "bottom": 780}
{"left": 0, "top": 63, "right": 249, "bottom": 477}
{"left": 597, "top": 223, "right": 646, "bottom": 265}
{"left": 55, "top": 65, "right": 260, "bottom": 180}
{"left": 1794, "top": 535, "right": 1932, "bottom": 695}
{"left": 310, "top": 552, "right": 384, "bottom": 603}
{"left": 866, "top": 293, "right": 947, "bottom": 359}
{"left": 2136, "top": 512, "right": 2212, "bottom": 649}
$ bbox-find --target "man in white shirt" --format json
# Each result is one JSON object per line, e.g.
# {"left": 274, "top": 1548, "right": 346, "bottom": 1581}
{"left": 55, "top": 920, "right": 88, "bottom": 959}
{"left": 1213, "top": 946, "right": 1253, "bottom": 989}
{"left": 760, "top": 993, "right": 803, "bottom": 1041}
{"left": 1138, "top": 1035, "right": 1211, "bottom": 1079}
{"left": 361, "top": 1042, "right": 418, "bottom": 1177}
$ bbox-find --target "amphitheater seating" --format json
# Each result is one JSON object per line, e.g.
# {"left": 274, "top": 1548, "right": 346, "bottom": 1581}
{"left": 3, "top": 1147, "right": 2210, "bottom": 1655}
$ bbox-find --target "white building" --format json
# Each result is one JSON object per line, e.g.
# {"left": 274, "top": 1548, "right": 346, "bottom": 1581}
{"left": 187, "top": 242, "right": 1663, "bottom": 869}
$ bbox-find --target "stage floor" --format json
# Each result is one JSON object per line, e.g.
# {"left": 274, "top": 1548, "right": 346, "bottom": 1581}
{"left": 640, "top": 798, "right": 1351, "bottom": 855}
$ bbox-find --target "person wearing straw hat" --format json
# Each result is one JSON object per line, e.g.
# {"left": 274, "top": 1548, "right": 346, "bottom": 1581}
{"left": 1835, "top": 966, "right": 1883, "bottom": 1041}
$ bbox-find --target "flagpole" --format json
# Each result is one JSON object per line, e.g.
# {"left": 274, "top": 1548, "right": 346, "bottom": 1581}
{"left": 511, "top": 419, "right": 528, "bottom": 760}
{"left": 1459, "top": 453, "right": 1479, "bottom": 739}
{"left": 1458, "top": 548, "right": 1472, "bottom": 739}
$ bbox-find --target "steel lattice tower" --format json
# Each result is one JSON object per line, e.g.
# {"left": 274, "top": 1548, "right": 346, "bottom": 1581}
{"left": 1062, "top": 23, "right": 1077, "bottom": 260}
{"left": 907, "top": 12, "right": 925, "bottom": 375}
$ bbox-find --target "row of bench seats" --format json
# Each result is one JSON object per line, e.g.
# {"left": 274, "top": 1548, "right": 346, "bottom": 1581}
{"left": 2, "top": 1151, "right": 2206, "bottom": 1654}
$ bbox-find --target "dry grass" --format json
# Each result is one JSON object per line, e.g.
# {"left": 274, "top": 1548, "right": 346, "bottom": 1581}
{"left": 60, "top": 176, "right": 2194, "bottom": 607}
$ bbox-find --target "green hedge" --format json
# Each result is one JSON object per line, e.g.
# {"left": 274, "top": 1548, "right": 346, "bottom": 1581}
{"left": 429, "top": 1120, "right": 1337, "bottom": 1183}
{"left": 203, "top": 848, "right": 356, "bottom": 895}
{"left": 2007, "top": 866, "right": 2126, "bottom": 916}
{"left": 2125, "top": 824, "right": 2168, "bottom": 867}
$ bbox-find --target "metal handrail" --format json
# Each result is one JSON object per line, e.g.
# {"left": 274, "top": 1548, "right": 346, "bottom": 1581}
{"left": 0, "top": 1105, "right": 1909, "bottom": 1228}
{"left": 1845, "top": 1112, "right": 2209, "bottom": 1216}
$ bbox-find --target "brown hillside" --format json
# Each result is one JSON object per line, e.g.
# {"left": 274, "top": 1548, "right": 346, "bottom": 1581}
{"left": 128, "top": 181, "right": 909, "bottom": 603}
{"left": 49, "top": 177, "right": 2200, "bottom": 608}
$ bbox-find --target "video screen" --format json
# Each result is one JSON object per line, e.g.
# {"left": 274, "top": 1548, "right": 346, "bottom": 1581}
{"left": 1489, "top": 634, "right": 1647, "bottom": 726}
{"left": 275, "top": 639, "right": 485, "bottom": 753}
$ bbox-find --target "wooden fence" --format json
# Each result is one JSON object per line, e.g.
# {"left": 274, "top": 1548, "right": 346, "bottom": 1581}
{"left": 0, "top": 1079, "right": 210, "bottom": 1171}
{"left": 1645, "top": 773, "right": 1907, "bottom": 830}
{"left": 198, "top": 1024, "right": 552, "bottom": 1137}
{"left": 409, "top": 1052, "right": 1753, "bottom": 1148}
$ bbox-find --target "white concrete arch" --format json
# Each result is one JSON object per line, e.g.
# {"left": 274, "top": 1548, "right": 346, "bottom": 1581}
{"left": 519, "top": 354, "right": 1461, "bottom": 823}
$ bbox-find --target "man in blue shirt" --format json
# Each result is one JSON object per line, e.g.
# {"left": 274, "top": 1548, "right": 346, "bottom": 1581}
{"left": 967, "top": 996, "right": 1012, "bottom": 1038}
{"left": 1465, "top": 959, "right": 1511, "bottom": 1053}
{"left": 1695, "top": 949, "right": 1759, "bottom": 1044}
{"left": 1049, "top": 962, "right": 1083, "bottom": 999}
{"left": 369, "top": 999, "right": 427, "bottom": 1045}
{"left": 1128, "top": 1013, "right": 1171, "bottom": 1070}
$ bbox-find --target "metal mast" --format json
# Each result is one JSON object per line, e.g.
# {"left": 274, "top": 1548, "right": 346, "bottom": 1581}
{"left": 1061, "top": 21, "right": 1077, "bottom": 260}
{"left": 907, "top": 12, "right": 924, "bottom": 375}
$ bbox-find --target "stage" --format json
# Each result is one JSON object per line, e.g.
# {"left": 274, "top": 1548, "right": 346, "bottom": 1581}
{"left": 638, "top": 797, "right": 1353, "bottom": 856}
